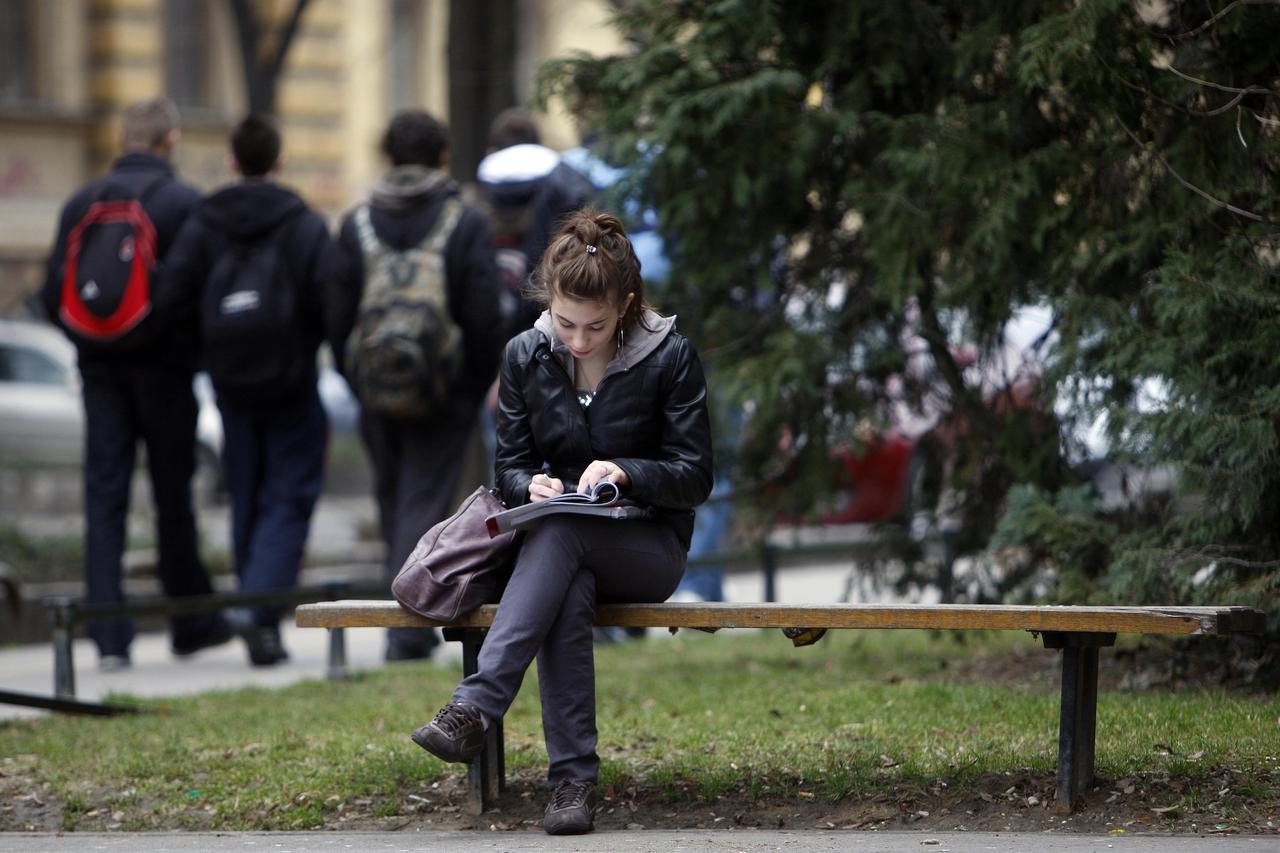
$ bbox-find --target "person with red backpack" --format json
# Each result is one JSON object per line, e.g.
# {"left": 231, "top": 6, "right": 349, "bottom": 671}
{"left": 163, "top": 114, "right": 333, "bottom": 667}
{"left": 39, "top": 97, "right": 230, "bottom": 672}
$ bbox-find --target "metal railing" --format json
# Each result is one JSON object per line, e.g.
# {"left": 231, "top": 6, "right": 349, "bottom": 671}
{"left": 42, "top": 580, "right": 391, "bottom": 700}
{"left": 30, "top": 523, "right": 937, "bottom": 710}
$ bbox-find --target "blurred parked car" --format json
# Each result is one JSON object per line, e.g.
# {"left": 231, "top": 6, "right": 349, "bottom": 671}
{"left": 0, "top": 318, "right": 226, "bottom": 501}
{"left": 812, "top": 304, "right": 1171, "bottom": 530}
{"left": 0, "top": 318, "right": 84, "bottom": 466}
{"left": 0, "top": 318, "right": 361, "bottom": 502}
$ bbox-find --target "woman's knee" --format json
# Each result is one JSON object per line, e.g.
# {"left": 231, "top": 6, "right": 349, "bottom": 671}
{"left": 521, "top": 516, "right": 591, "bottom": 557}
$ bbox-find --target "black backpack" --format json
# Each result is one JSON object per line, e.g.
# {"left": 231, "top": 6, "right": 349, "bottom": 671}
{"left": 58, "top": 175, "right": 167, "bottom": 350}
{"left": 200, "top": 212, "right": 307, "bottom": 405}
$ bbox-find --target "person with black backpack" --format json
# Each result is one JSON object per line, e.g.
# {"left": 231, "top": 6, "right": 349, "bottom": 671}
{"left": 329, "top": 109, "right": 506, "bottom": 663}
{"left": 163, "top": 114, "right": 332, "bottom": 666}
{"left": 39, "top": 97, "right": 231, "bottom": 672}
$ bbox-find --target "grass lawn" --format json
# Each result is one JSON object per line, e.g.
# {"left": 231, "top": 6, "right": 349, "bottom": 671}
{"left": 2, "top": 629, "right": 1277, "bottom": 833}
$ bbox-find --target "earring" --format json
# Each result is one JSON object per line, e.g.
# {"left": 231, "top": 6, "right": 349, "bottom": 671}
{"left": 617, "top": 322, "right": 625, "bottom": 354}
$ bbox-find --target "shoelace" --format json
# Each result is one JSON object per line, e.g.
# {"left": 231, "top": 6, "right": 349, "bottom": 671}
{"left": 432, "top": 703, "right": 478, "bottom": 736}
{"left": 550, "top": 780, "right": 592, "bottom": 810}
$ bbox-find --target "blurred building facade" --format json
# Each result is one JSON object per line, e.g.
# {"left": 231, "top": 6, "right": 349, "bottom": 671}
{"left": 0, "top": 0, "right": 621, "bottom": 314}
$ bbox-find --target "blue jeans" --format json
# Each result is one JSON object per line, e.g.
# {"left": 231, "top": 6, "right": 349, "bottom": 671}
{"left": 80, "top": 360, "right": 222, "bottom": 657}
{"left": 676, "top": 481, "right": 731, "bottom": 602}
{"left": 219, "top": 390, "right": 327, "bottom": 627}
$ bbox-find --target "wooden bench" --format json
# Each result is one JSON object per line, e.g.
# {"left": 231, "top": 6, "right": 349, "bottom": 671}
{"left": 295, "top": 601, "right": 1264, "bottom": 816}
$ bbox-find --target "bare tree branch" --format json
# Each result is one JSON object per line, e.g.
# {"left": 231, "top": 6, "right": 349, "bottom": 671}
{"left": 230, "top": 0, "right": 312, "bottom": 114}
{"left": 1168, "top": 0, "right": 1280, "bottom": 40}
{"left": 1115, "top": 116, "right": 1269, "bottom": 222}
{"left": 1158, "top": 543, "right": 1280, "bottom": 571}
{"left": 270, "top": 0, "right": 312, "bottom": 79}
{"left": 1161, "top": 62, "right": 1272, "bottom": 96}
{"left": 1091, "top": 47, "right": 1254, "bottom": 119}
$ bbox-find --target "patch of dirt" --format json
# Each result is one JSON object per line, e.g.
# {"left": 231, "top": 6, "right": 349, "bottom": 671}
{"left": 0, "top": 755, "right": 63, "bottom": 832}
{"left": 5, "top": 760, "right": 1276, "bottom": 836}
{"left": 321, "top": 764, "right": 1276, "bottom": 836}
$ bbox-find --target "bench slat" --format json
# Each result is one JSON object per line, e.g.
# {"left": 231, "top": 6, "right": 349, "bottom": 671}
{"left": 295, "top": 601, "right": 1263, "bottom": 636}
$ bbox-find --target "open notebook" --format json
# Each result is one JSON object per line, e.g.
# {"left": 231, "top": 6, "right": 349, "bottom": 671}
{"left": 485, "top": 480, "right": 655, "bottom": 536}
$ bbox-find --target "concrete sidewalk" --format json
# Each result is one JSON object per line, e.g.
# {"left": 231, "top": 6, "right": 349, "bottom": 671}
{"left": 0, "top": 620, "right": 462, "bottom": 720}
{"left": 0, "top": 830, "right": 1273, "bottom": 852}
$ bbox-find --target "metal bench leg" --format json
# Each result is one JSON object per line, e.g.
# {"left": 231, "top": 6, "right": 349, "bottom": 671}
{"left": 1043, "top": 631, "right": 1111, "bottom": 814}
{"left": 461, "top": 627, "right": 503, "bottom": 815}
{"left": 326, "top": 628, "right": 348, "bottom": 681}
{"left": 47, "top": 599, "right": 77, "bottom": 699}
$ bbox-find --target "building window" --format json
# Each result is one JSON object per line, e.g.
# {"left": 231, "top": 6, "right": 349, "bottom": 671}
{"left": 390, "top": 0, "right": 422, "bottom": 111}
{"left": 0, "top": 0, "right": 35, "bottom": 104}
{"left": 166, "top": 0, "right": 212, "bottom": 110}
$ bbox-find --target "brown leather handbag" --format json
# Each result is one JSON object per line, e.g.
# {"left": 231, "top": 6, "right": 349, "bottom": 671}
{"left": 391, "top": 487, "right": 522, "bottom": 621}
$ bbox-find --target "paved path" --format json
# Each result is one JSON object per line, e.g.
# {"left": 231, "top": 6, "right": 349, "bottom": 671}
{"left": 0, "top": 619, "right": 463, "bottom": 720}
{"left": 0, "top": 830, "right": 1273, "bottom": 852}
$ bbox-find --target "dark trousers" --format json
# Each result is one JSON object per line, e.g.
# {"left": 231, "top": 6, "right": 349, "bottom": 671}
{"left": 220, "top": 390, "right": 327, "bottom": 627}
{"left": 360, "top": 409, "right": 477, "bottom": 656}
{"left": 453, "top": 515, "right": 686, "bottom": 784}
{"left": 80, "top": 360, "right": 220, "bottom": 657}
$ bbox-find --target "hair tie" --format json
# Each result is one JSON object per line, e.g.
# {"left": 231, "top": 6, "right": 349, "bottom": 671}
{"left": 585, "top": 245, "right": 597, "bottom": 254}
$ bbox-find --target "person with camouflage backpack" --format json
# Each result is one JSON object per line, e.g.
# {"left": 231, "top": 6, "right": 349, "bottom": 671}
{"left": 328, "top": 110, "right": 505, "bottom": 662}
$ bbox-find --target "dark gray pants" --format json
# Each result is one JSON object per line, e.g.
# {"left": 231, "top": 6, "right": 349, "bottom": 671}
{"left": 361, "top": 409, "right": 476, "bottom": 657}
{"left": 452, "top": 515, "right": 686, "bottom": 784}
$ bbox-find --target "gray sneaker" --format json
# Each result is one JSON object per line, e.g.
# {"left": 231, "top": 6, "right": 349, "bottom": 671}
{"left": 98, "top": 654, "right": 131, "bottom": 673}
{"left": 543, "top": 779, "right": 597, "bottom": 835}
{"left": 410, "top": 702, "right": 486, "bottom": 764}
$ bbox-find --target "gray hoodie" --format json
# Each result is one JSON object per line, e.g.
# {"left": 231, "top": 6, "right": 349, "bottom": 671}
{"left": 533, "top": 308, "right": 677, "bottom": 385}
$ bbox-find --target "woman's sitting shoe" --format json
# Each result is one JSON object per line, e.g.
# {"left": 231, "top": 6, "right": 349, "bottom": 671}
{"left": 410, "top": 702, "right": 486, "bottom": 764}
{"left": 543, "top": 779, "right": 597, "bottom": 835}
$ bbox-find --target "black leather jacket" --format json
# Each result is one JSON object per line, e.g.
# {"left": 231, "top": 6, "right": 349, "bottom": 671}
{"left": 494, "top": 325, "right": 714, "bottom": 548}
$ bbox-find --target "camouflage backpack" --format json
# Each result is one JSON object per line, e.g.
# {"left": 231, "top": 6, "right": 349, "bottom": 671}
{"left": 347, "top": 197, "right": 464, "bottom": 419}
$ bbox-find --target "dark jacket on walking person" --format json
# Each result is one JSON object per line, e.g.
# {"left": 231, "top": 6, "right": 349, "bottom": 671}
{"left": 38, "top": 97, "right": 230, "bottom": 670}
{"left": 472, "top": 108, "right": 594, "bottom": 341}
{"left": 408, "top": 209, "right": 713, "bottom": 836}
{"left": 328, "top": 109, "right": 505, "bottom": 662}
{"left": 163, "top": 114, "right": 332, "bottom": 666}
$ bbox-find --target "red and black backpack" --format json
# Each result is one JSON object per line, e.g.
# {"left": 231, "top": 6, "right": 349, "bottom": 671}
{"left": 59, "top": 176, "right": 166, "bottom": 347}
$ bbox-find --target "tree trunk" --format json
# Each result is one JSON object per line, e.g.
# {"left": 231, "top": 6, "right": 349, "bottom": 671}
{"left": 448, "top": 0, "right": 518, "bottom": 182}
{"left": 230, "top": 0, "right": 312, "bottom": 115}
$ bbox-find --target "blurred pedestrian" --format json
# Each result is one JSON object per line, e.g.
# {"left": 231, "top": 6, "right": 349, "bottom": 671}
{"left": 40, "top": 96, "right": 230, "bottom": 671}
{"left": 469, "top": 109, "right": 595, "bottom": 481}
{"left": 473, "top": 108, "right": 595, "bottom": 342}
{"left": 329, "top": 109, "right": 505, "bottom": 662}
{"left": 164, "top": 114, "right": 332, "bottom": 666}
